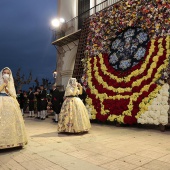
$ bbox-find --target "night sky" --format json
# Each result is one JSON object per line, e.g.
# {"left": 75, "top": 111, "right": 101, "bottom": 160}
{"left": 0, "top": 0, "right": 57, "bottom": 90}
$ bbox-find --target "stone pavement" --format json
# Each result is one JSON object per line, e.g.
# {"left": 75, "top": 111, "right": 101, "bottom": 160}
{"left": 0, "top": 116, "right": 170, "bottom": 170}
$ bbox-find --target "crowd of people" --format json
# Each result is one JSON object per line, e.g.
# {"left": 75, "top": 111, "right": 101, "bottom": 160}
{"left": 16, "top": 85, "right": 64, "bottom": 121}
{"left": 0, "top": 67, "right": 91, "bottom": 150}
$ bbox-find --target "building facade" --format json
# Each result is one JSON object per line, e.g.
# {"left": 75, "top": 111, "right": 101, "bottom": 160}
{"left": 52, "top": 0, "right": 120, "bottom": 89}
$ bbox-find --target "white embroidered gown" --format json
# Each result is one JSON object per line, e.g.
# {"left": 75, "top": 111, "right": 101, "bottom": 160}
{"left": 0, "top": 68, "right": 28, "bottom": 149}
{"left": 58, "top": 79, "right": 91, "bottom": 133}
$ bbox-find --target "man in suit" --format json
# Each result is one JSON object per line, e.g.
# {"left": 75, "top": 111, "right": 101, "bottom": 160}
{"left": 17, "top": 89, "right": 24, "bottom": 116}
{"left": 27, "top": 87, "right": 35, "bottom": 117}
{"left": 51, "top": 85, "right": 62, "bottom": 122}
{"left": 34, "top": 87, "right": 41, "bottom": 119}
{"left": 39, "top": 85, "right": 47, "bottom": 120}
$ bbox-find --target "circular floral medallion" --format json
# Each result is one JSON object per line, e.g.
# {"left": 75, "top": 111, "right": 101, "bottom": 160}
{"left": 109, "top": 27, "right": 149, "bottom": 71}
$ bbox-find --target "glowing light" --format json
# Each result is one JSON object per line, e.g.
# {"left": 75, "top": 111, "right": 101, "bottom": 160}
{"left": 51, "top": 19, "right": 60, "bottom": 27}
{"left": 60, "top": 18, "right": 65, "bottom": 23}
{"left": 53, "top": 70, "right": 57, "bottom": 78}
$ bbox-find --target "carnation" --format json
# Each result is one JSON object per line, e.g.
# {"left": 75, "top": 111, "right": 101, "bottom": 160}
{"left": 159, "top": 116, "right": 168, "bottom": 125}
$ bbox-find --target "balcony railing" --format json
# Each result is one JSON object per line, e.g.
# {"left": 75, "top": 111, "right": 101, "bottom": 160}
{"left": 52, "top": 0, "right": 121, "bottom": 41}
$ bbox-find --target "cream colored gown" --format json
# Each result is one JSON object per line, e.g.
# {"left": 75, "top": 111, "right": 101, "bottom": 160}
{"left": 58, "top": 80, "right": 91, "bottom": 133}
{"left": 0, "top": 68, "right": 28, "bottom": 149}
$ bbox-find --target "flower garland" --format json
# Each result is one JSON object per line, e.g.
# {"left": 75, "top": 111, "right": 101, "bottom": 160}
{"left": 86, "top": 36, "right": 170, "bottom": 124}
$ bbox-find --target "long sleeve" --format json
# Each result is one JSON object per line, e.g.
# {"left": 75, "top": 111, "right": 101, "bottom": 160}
{"left": 0, "top": 83, "right": 5, "bottom": 92}
{"left": 6, "top": 84, "right": 16, "bottom": 98}
{"left": 8, "top": 88, "right": 16, "bottom": 98}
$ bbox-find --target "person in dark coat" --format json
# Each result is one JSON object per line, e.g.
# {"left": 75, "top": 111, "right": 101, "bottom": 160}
{"left": 23, "top": 91, "right": 28, "bottom": 113}
{"left": 39, "top": 85, "right": 47, "bottom": 120}
{"left": 59, "top": 90, "right": 65, "bottom": 110}
{"left": 17, "top": 89, "right": 24, "bottom": 115}
{"left": 34, "top": 87, "right": 41, "bottom": 119}
{"left": 78, "top": 81, "right": 87, "bottom": 105}
{"left": 27, "top": 87, "right": 35, "bottom": 117}
{"left": 78, "top": 87, "right": 87, "bottom": 105}
{"left": 51, "top": 85, "right": 62, "bottom": 122}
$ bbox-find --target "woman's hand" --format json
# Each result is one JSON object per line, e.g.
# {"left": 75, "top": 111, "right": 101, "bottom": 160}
{"left": 77, "top": 83, "right": 81, "bottom": 88}
{"left": 4, "top": 79, "right": 8, "bottom": 86}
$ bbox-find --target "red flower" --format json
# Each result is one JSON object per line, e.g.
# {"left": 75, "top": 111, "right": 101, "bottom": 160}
{"left": 124, "top": 116, "right": 137, "bottom": 125}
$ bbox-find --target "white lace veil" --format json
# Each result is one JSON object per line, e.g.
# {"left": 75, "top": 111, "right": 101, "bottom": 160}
{"left": 64, "top": 78, "right": 78, "bottom": 97}
{"left": 0, "top": 67, "right": 16, "bottom": 98}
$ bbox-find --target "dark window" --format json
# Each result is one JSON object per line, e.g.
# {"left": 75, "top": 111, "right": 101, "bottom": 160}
{"left": 78, "top": 0, "right": 90, "bottom": 29}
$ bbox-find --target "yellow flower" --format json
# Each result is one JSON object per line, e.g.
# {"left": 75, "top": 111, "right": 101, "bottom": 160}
{"left": 107, "top": 115, "right": 117, "bottom": 121}
{"left": 153, "top": 56, "right": 159, "bottom": 62}
{"left": 116, "top": 116, "right": 124, "bottom": 123}
{"left": 91, "top": 115, "right": 96, "bottom": 119}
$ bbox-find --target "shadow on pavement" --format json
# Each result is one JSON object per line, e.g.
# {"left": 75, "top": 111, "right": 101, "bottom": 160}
{"left": 0, "top": 146, "right": 22, "bottom": 153}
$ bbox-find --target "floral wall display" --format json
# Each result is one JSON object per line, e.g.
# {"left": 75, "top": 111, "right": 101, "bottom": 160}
{"left": 82, "top": 0, "right": 170, "bottom": 125}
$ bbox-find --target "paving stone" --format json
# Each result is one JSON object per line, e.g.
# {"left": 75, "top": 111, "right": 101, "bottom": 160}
{"left": 142, "top": 160, "right": 170, "bottom": 170}
{"left": 135, "top": 150, "right": 168, "bottom": 159}
{"left": 101, "top": 149, "right": 131, "bottom": 159}
{"left": 100, "top": 160, "right": 137, "bottom": 170}
{"left": 0, "top": 159, "right": 26, "bottom": 170}
{"left": 20, "top": 158, "right": 65, "bottom": 170}
{"left": 134, "top": 167, "right": 149, "bottom": 170}
{"left": 82, "top": 154, "right": 116, "bottom": 165}
{"left": 158, "top": 154, "right": 170, "bottom": 163}
{"left": 119, "top": 154, "right": 153, "bottom": 166}
{"left": 67, "top": 149, "right": 97, "bottom": 159}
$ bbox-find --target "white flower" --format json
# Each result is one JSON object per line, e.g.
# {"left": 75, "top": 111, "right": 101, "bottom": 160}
{"left": 164, "top": 105, "right": 169, "bottom": 111}
{"left": 152, "top": 100, "right": 158, "bottom": 105}
{"left": 162, "top": 90, "right": 169, "bottom": 97}
{"left": 143, "top": 111, "right": 149, "bottom": 116}
{"left": 160, "top": 110, "right": 168, "bottom": 116}
{"left": 147, "top": 105, "right": 151, "bottom": 110}
{"left": 161, "top": 84, "right": 169, "bottom": 97}
{"left": 161, "top": 96, "right": 168, "bottom": 105}
{"left": 149, "top": 111, "right": 159, "bottom": 119}
{"left": 140, "top": 113, "right": 148, "bottom": 120}
{"left": 155, "top": 105, "right": 161, "bottom": 111}
{"left": 147, "top": 118, "right": 154, "bottom": 124}
{"left": 153, "top": 119, "right": 159, "bottom": 125}
{"left": 159, "top": 116, "right": 168, "bottom": 125}
{"left": 157, "top": 95, "right": 162, "bottom": 102}
{"left": 137, "top": 118, "right": 145, "bottom": 124}
{"left": 150, "top": 105, "right": 157, "bottom": 111}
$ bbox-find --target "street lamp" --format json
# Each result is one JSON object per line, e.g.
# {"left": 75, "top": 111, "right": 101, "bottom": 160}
{"left": 51, "top": 18, "right": 65, "bottom": 28}
{"left": 51, "top": 17, "right": 66, "bottom": 39}
{"left": 51, "top": 19, "right": 60, "bottom": 27}
{"left": 53, "top": 70, "right": 57, "bottom": 79}
{"left": 53, "top": 70, "right": 57, "bottom": 85}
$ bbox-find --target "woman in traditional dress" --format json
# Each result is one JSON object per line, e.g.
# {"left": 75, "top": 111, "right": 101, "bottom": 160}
{"left": 0, "top": 67, "right": 28, "bottom": 149}
{"left": 58, "top": 78, "right": 91, "bottom": 133}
